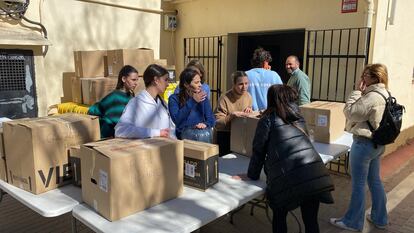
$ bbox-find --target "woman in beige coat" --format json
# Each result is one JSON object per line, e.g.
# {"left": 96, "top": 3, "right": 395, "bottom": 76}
{"left": 331, "top": 64, "right": 389, "bottom": 231}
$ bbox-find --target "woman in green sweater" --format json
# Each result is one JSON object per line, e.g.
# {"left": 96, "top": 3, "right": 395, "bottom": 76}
{"left": 88, "top": 65, "right": 139, "bottom": 138}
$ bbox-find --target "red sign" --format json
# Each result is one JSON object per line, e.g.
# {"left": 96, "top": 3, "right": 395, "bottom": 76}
{"left": 342, "top": 0, "right": 358, "bottom": 13}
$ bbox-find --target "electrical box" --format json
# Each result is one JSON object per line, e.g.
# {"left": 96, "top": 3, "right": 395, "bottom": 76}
{"left": 164, "top": 14, "right": 177, "bottom": 31}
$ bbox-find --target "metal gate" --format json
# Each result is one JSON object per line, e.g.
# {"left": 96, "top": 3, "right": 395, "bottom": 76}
{"left": 184, "top": 36, "right": 223, "bottom": 109}
{"left": 305, "top": 27, "right": 371, "bottom": 102}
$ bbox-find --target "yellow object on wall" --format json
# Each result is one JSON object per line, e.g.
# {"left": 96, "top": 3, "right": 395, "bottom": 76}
{"left": 162, "top": 82, "right": 178, "bottom": 103}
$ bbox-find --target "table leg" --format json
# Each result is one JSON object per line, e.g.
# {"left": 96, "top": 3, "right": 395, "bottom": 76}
{"left": 71, "top": 216, "right": 78, "bottom": 233}
{"left": 229, "top": 204, "right": 246, "bottom": 224}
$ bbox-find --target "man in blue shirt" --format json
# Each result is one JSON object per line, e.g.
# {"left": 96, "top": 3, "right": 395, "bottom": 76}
{"left": 246, "top": 48, "right": 283, "bottom": 110}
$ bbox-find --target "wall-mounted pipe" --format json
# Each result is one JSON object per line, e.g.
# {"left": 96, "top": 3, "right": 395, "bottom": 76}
{"left": 76, "top": 0, "right": 177, "bottom": 15}
{"left": 365, "top": 0, "right": 375, "bottom": 28}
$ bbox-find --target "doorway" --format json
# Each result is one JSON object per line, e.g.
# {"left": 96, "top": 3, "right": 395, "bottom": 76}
{"left": 237, "top": 29, "right": 305, "bottom": 83}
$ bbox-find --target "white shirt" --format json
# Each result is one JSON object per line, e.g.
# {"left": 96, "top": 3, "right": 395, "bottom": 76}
{"left": 115, "top": 90, "right": 175, "bottom": 139}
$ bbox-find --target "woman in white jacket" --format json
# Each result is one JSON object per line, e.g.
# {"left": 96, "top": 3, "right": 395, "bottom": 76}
{"left": 331, "top": 64, "right": 389, "bottom": 231}
{"left": 115, "top": 64, "right": 175, "bottom": 139}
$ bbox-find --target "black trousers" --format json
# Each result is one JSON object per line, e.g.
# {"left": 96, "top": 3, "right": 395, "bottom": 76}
{"left": 216, "top": 131, "right": 231, "bottom": 156}
{"left": 272, "top": 199, "right": 320, "bottom": 233}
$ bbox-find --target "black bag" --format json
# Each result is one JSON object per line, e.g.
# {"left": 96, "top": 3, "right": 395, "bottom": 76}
{"left": 367, "top": 91, "right": 405, "bottom": 145}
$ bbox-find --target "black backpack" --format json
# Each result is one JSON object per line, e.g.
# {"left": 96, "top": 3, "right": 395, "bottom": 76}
{"left": 367, "top": 91, "right": 405, "bottom": 145}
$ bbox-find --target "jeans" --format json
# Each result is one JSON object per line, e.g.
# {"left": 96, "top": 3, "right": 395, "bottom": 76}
{"left": 181, "top": 127, "right": 212, "bottom": 143}
{"left": 272, "top": 199, "right": 320, "bottom": 233}
{"left": 342, "top": 136, "right": 387, "bottom": 230}
{"left": 216, "top": 131, "right": 230, "bottom": 156}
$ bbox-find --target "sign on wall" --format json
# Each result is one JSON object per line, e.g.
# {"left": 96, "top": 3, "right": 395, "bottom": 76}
{"left": 341, "top": 0, "right": 358, "bottom": 13}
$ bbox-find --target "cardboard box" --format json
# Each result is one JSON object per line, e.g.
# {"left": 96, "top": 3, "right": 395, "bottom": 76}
{"left": 183, "top": 140, "right": 219, "bottom": 190}
{"left": 3, "top": 114, "right": 100, "bottom": 194}
{"left": 230, "top": 113, "right": 260, "bottom": 157}
{"left": 74, "top": 50, "right": 108, "bottom": 78}
{"left": 154, "top": 59, "right": 168, "bottom": 67}
{"left": 69, "top": 146, "right": 81, "bottom": 187}
{"left": 81, "top": 77, "right": 118, "bottom": 105}
{"left": 299, "top": 101, "right": 346, "bottom": 143}
{"left": 0, "top": 130, "right": 7, "bottom": 182}
{"left": 62, "top": 72, "right": 82, "bottom": 103}
{"left": 81, "top": 138, "right": 183, "bottom": 221}
{"left": 107, "top": 49, "right": 154, "bottom": 76}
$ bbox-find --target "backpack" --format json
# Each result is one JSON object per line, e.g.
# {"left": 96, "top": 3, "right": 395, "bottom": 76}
{"left": 367, "top": 91, "right": 405, "bottom": 145}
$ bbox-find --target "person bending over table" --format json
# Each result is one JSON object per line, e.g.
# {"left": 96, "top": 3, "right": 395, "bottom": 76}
{"left": 115, "top": 64, "right": 175, "bottom": 139}
{"left": 168, "top": 68, "right": 215, "bottom": 143}
{"left": 88, "top": 65, "right": 138, "bottom": 138}
{"left": 234, "top": 85, "right": 334, "bottom": 233}
{"left": 214, "top": 71, "right": 252, "bottom": 156}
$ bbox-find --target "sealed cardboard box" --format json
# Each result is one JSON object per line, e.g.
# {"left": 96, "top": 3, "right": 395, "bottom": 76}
{"left": 0, "top": 130, "right": 7, "bottom": 182}
{"left": 69, "top": 146, "right": 81, "bottom": 187}
{"left": 81, "top": 77, "right": 118, "bottom": 105}
{"left": 81, "top": 138, "right": 183, "bottom": 221}
{"left": 107, "top": 48, "right": 154, "bottom": 76}
{"left": 183, "top": 140, "right": 219, "bottom": 190}
{"left": 299, "top": 101, "right": 346, "bottom": 143}
{"left": 230, "top": 113, "right": 260, "bottom": 157}
{"left": 3, "top": 114, "right": 100, "bottom": 194}
{"left": 74, "top": 50, "right": 107, "bottom": 78}
{"left": 62, "top": 72, "right": 82, "bottom": 103}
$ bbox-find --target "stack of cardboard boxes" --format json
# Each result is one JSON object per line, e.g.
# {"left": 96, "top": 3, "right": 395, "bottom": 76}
{"left": 63, "top": 48, "right": 175, "bottom": 106}
{"left": 230, "top": 101, "right": 347, "bottom": 157}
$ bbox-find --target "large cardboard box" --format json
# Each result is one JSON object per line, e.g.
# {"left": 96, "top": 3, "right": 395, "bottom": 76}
{"left": 107, "top": 49, "right": 154, "bottom": 76}
{"left": 183, "top": 140, "right": 219, "bottom": 190}
{"left": 3, "top": 114, "right": 100, "bottom": 194}
{"left": 62, "top": 72, "right": 82, "bottom": 103}
{"left": 299, "top": 101, "right": 346, "bottom": 143}
{"left": 81, "top": 77, "right": 118, "bottom": 105}
{"left": 230, "top": 113, "right": 260, "bottom": 157}
{"left": 74, "top": 50, "right": 107, "bottom": 78}
{"left": 0, "top": 130, "right": 7, "bottom": 182}
{"left": 69, "top": 146, "right": 82, "bottom": 187}
{"left": 81, "top": 138, "right": 183, "bottom": 221}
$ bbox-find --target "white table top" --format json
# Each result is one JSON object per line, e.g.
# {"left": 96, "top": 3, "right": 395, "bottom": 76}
{"left": 0, "top": 180, "right": 81, "bottom": 217}
{"left": 313, "top": 132, "right": 353, "bottom": 164}
{"left": 73, "top": 154, "right": 266, "bottom": 233}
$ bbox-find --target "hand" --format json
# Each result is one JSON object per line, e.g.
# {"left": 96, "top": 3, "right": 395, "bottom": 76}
{"left": 243, "top": 107, "right": 252, "bottom": 114}
{"left": 232, "top": 174, "right": 250, "bottom": 181}
{"left": 356, "top": 79, "right": 367, "bottom": 92}
{"left": 231, "top": 111, "right": 246, "bottom": 118}
{"left": 195, "top": 123, "right": 207, "bottom": 129}
{"left": 160, "top": 128, "right": 170, "bottom": 137}
{"left": 192, "top": 90, "right": 207, "bottom": 103}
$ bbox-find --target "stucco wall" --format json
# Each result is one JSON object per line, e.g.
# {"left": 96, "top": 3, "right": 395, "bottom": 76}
{"left": 370, "top": 0, "right": 414, "bottom": 130}
{"left": 1, "top": 0, "right": 162, "bottom": 116}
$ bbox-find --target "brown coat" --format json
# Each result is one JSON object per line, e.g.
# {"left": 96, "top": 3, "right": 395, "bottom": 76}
{"left": 214, "top": 89, "right": 252, "bottom": 131}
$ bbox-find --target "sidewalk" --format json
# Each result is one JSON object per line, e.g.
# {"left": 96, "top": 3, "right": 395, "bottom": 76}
{"left": 1, "top": 145, "right": 414, "bottom": 233}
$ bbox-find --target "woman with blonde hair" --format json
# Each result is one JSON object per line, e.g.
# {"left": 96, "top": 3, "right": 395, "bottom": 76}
{"left": 331, "top": 64, "right": 389, "bottom": 231}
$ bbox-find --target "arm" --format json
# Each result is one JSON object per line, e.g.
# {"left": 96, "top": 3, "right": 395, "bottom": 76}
{"left": 214, "top": 96, "right": 232, "bottom": 130}
{"left": 296, "top": 76, "right": 311, "bottom": 105}
{"left": 247, "top": 116, "right": 271, "bottom": 180}
{"left": 343, "top": 91, "right": 372, "bottom": 122}
{"left": 114, "top": 98, "right": 161, "bottom": 138}
{"left": 88, "top": 102, "right": 103, "bottom": 117}
{"left": 168, "top": 94, "right": 197, "bottom": 127}
{"left": 203, "top": 98, "right": 216, "bottom": 127}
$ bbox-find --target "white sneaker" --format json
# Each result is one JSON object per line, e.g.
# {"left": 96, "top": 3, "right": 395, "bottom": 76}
{"left": 366, "top": 214, "right": 387, "bottom": 230}
{"left": 330, "top": 218, "right": 360, "bottom": 232}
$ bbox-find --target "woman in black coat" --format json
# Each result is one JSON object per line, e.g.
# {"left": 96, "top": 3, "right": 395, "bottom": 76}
{"left": 235, "top": 85, "right": 334, "bottom": 233}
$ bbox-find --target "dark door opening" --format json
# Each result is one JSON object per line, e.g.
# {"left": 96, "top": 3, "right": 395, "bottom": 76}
{"left": 237, "top": 30, "right": 305, "bottom": 83}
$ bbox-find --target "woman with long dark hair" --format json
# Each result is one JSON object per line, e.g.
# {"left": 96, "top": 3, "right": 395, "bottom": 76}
{"left": 88, "top": 65, "right": 138, "bottom": 138}
{"left": 115, "top": 64, "right": 175, "bottom": 139}
{"left": 168, "top": 68, "right": 215, "bottom": 142}
{"left": 234, "top": 85, "right": 334, "bottom": 233}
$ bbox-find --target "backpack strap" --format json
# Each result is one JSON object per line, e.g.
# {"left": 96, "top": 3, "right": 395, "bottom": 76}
{"left": 365, "top": 90, "right": 390, "bottom": 133}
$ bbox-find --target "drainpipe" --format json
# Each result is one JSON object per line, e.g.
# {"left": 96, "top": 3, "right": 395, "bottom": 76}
{"left": 365, "top": 0, "right": 375, "bottom": 28}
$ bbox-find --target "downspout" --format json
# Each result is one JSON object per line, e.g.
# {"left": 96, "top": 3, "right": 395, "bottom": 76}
{"left": 365, "top": 0, "right": 375, "bottom": 28}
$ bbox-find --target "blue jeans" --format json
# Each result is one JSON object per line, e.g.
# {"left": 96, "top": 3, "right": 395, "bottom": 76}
{"left": 342, "top": 136, "right": 387, "bottom": 230}
{"left": 181, "top": 127, "right": 212, "bottom": 143}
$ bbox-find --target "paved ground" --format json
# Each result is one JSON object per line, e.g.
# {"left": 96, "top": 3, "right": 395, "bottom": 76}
{"left": 1, "top": 143, "right": 414, "bottom": 233}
